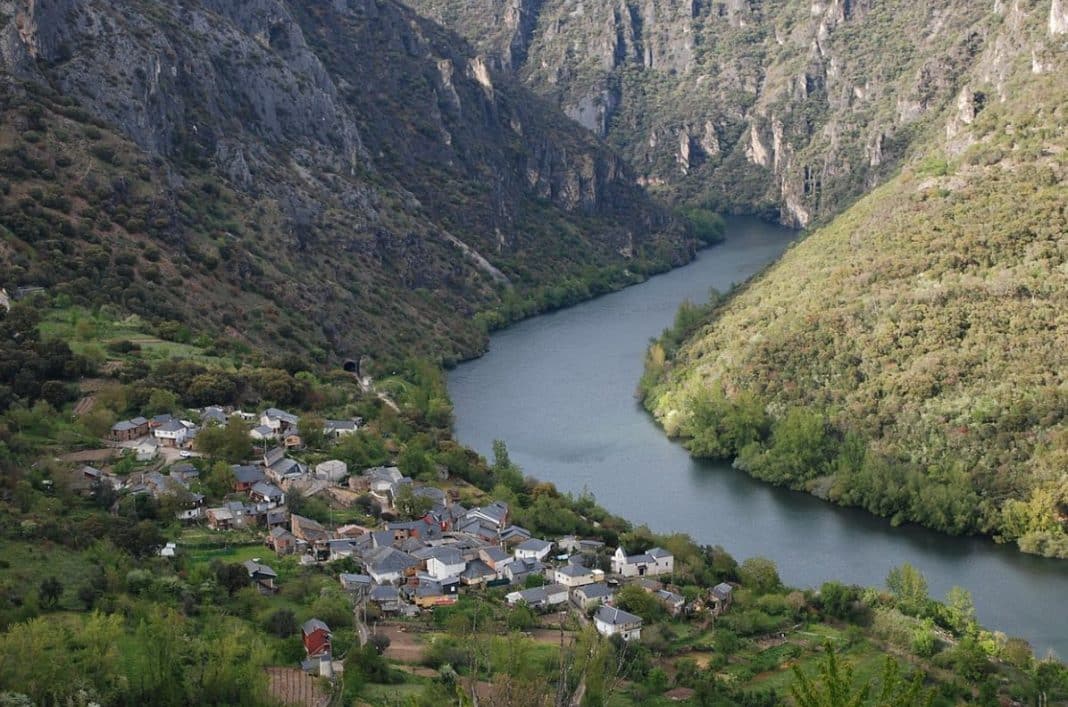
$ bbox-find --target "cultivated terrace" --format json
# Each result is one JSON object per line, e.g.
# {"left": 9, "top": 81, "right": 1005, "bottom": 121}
{"left": 0, "top": 295, "right": 1066, "bottom": 706}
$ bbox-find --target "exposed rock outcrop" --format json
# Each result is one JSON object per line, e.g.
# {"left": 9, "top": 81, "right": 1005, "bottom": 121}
{"left": 0, "top": 0, "right": 691, "bottom": 359}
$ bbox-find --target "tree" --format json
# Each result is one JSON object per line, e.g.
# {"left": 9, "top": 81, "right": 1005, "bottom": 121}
{"left": 146, "top": 388, "right": 179, "bottom": 416}
{"left": 739, "top": 557, "right": 781, "bottom": 594}
{"left": 944, "top": 586, "right": 975, "bottom": 634}
{"left": 38, "top": 577, "right": 63, "bottom": 609}
{"left": 80, "top": 407, "right": 117, "bottom": 438}
{"left": 263, "top": 609, "right": 298, "bottom": 638}
{"left": 197, "top": 417, "right": 250, "bottom": 462}
{"left": 492, "top": 439, "right": 524, "bottom": 491}
{"left": 110, "top": 519, "right": 164, "bottom": 559}
{"left": 203, "top": 461, "right": 234, "bottom": 499}
{"left": 615, "top": 585, "right": 661, "bottom": 620}
{"left": 393, "top": 483, "right": 434, "bottom": 520}
{"left": 298, "top": 414, "right": 326, "bottom": 451}
{"left": 213, "top": 562, "right": 250, "bottom": 597}
{"left": 820, "top": 582, "right": 859, "bottom": 621}
{"left": 886, "top": 564, "right": 928, "bottom": 615}
{"left": 790, "top": 642, "right": 933, "bottom": 707}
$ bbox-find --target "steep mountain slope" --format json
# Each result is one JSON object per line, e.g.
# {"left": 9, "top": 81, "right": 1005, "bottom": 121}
{"left": 643, "top": 1, "right": 1068, "bottom": 555}
{"left": 0, "top": 0, "right": 692, "bottom": 361}
{"left": 407, "top": 0, "right": 1024, "bottom": 227}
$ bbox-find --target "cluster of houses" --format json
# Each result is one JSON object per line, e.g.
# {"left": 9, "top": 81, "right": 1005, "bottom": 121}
{"left": 107, "top": 405, "right": 362, "bottom": 458}
{"left": 77, "top": 462, "right": 205, "bottom": 519}
{"left": 107, "top": 414, "right": 198, "bottom": 461}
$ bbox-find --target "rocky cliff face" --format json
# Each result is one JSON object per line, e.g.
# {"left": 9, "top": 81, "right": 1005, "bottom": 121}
{"left": 0, "top": 0, "right": 691, "bottom": 359}
{"left": 407, "top": 0, "right": 1036, "bottom": 227}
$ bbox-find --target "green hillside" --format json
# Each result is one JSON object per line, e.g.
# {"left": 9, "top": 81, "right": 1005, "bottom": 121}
{"left": 0, "top": 0, "right": 693, "bottom": 364}
{"left": 643, "top": 8, "right": 1068, "bottom": 556}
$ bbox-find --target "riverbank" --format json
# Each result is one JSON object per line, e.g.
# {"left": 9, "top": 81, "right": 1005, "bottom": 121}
{"left": 444, "top": 215, "right": 733, "bottom": 366}
{"left": 447, "top": 216, "right": 1068, "bottom": 658}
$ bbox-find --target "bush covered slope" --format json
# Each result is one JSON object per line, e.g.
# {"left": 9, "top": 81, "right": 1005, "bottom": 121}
{"left": 0, "top": 0, "right": 692, "bottom": 362}
{"left": 643, "top": 2, "right": 1068, "bottom": 555}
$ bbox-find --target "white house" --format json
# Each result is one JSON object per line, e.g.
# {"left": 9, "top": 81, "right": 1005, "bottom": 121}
{"left": 153, "top": 419, "right": 189, "bottom": 447}
{"left": 506, "top": 583, "right": 569, "bottom": 609}
{"left": 315, "top": 460, "right": 348, "bottom": 483}
{"left": 610, "top": 546, "right": 674, "bottom": 578}
{"left": 514, "top": 538, "right": 553, "bottom": 562}
{"left": 425, "top": 548, "right": 467, "bottom": 581}
{"left": 261, "top": 407, "right": 299, "bottom": 434}
{"left": 365, "top": 547, "right": 419, "bottom": 585}
{"left": 554, "top": 563, "right": 596, "bottom": 588}
{"left": 134, "top": 440, "right": 159, "bottom": 461}
{"left": 250, "top": 424, "right": 276, "bottom": 441}
{"left": 573, "top": 583, "right": 615, "bottom": 610}
{"left": 324, "top": 419, "right": 360, "bottom": 438}
{"left": 594, "top": 606, "right": 642, "bottom": 641}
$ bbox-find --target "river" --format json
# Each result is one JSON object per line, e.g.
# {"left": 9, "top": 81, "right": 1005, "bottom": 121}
{"left": 447, "top": 216, "right": 1068, "bottom": 658}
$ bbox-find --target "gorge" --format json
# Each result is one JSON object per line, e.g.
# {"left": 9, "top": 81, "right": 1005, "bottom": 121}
{"left": 448, "top": 218, "right": 1068, "bottom": 659}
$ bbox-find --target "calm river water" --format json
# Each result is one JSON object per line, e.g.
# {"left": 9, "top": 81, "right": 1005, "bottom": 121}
{"left": 447, "top": 216, "right": 1068, "bottom": 657}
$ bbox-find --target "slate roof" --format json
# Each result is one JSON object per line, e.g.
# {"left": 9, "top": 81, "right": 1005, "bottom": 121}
{"left": 515, "top": 538, "right": 552, "bottom": 553}
{"left": 576, "top": 583, "right": 615, "bottom": 600}
{"left": 399, "top": 536, "right": 427, "bottom": 553}
{"left": 461, "top": 560, "right": 496, "bottom": 580}
{"left": 233, "top": 465, "right": 266, "bottom": 484}
{"left": 243, "top": 560, "right": 278, "bottom": 578}
{"left": 647, "top": 547, "right": 672, "bottom": 559}
{"left": 251, "top": 481, "right": 284, "bottom": 498}
{"left": 507, "top": 557, "right": 544, "bottom": 576}
{"left": 557, "top": 564, "right": 593, "bottom": 578}
{"left": 371, "top": 530, "right": 395, "bottom": 548}
{"left": 339, "top": 573, "right": 371, "bottom": 587}
{"left": 201, "top": 407, "right": 228, "bottom": 424}
{"left": 369, "top": 585, "right": 401, "bottom": 602}
{"left": 263, "top": 447, "right": 287, "bottom": 467}
{"left": 500, "top": 525, "right": 531, "bottom": 541}
{"left": 712, "top": 582, "right": 733, "bottom": 600}
{"left": 425, "top": 547, "right": 464, "bottom": 565}
{"left": 301, "top": 619, "right": 330, "bottom": 634}
{"left": 467, "top": 501, "right": 508, "bottom": 526}
{"left": 509, "top": 583, "right": 567, "bottom": 605}
{"left": 480, "top": 547, "right": 510, "bottom": 564}
{"left": 596, "top": 606, "right": 642, "bottom": 627}
{"left": 656, "top": 589, "right": 685, "bottom": 605}
{"left": 264, "top": 407, "right": 299, "bottom": 424}
{"left": 270, "top": 458, "right": 303, "bottom": 477}
{"left": 367, "top": 547, "right": 418, "bottom": 575}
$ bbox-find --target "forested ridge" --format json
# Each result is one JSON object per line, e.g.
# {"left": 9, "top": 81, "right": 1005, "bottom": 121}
{"left": 642, "top": 2, "right": 1068, "bottom": 557}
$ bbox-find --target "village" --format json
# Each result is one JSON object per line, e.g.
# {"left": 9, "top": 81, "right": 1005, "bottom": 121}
{"left": 82, "top": 404, "right": 737, "bottom": 683}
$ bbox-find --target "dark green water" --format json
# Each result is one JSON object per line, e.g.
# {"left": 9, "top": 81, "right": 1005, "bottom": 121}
{"left": 447, "top": 216, "right": 1068, "bottom": 657}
